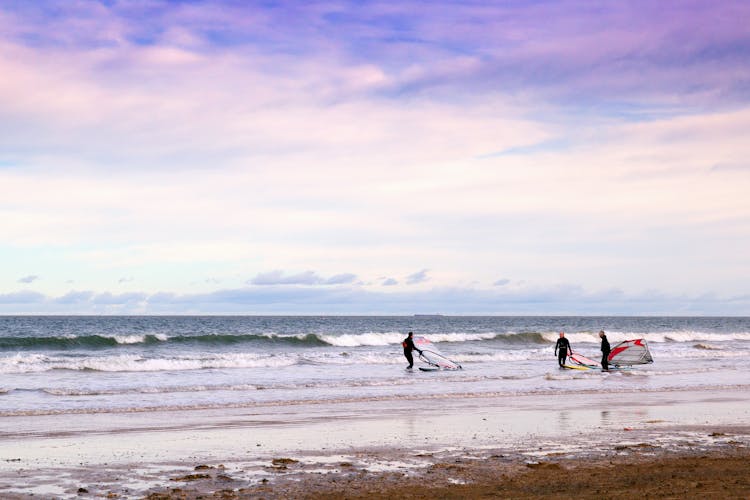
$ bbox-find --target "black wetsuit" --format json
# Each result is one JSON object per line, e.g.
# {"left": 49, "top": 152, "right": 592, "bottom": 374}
{"left": 402, "top": 335, "right": 419, "bottom": 368}
{"left": 600, "top": 335, "right": 611, "bottom": 371}
{"left": 555, "top": 337, "right": 571, "bottom": 367}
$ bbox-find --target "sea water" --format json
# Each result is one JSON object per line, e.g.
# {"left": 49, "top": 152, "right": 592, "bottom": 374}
{"left": 0, "top": 316, "right": 748, "bottom": 416}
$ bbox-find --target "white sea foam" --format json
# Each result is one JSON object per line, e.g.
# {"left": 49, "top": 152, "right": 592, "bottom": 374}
{"left": 0, "top": 353, "right": 51, "bottom": 372}
{"left": 649, "top": 349, "right": 748, "bottom": 359}
{"left": 308, "top": 349, "right": 552, "bottom": 365}
{"left": 452, "top": 350, "right": 551, "bottom": 362}
{"left": 319, "top": 332, "right": 404, "bottom": 346}
{"left": 3, "top": 341, "right": 747, "bottom": 374}
{"left": 42, "top": 384, "right": 259, "bottom": 396}
{"left": 541, "top": 331, "right": 750, "bottom": 344}
{"left": 427, "top": 332, "right": 501, "bottom": 343}
{"left": 319, "top": 331, "right": 499, "bottom": 347}
{"left": 307, "top": 352, "right": 398, "bottom": 365}
{"left": 113, "top": 334, "right": 148, "bottom": 344}
{"left": 0, "top": 352, "right": 299, "bottom": 373}
{"left": 113, "top": 333, "right": 169, "bottom": 344}
{"left": 544, "top": 372, "right": 592, "bottom": 381}
{"left": 541, "top": 332, "right": 603, "bottom": 344}
{"left": 645, "top": 331, "right": 750, "bottom": 343}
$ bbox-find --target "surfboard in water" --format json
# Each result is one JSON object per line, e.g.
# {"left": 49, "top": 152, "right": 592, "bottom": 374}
{"left": 413, "top": 336, "right": 462, "bottom": 370}
{"left": 608, "top": 339, "right": 653, "bottom": 366}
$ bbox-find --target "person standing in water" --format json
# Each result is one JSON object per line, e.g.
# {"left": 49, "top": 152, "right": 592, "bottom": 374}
{"left": 402, "top": 331, "right": 423, "bottom": 369}
{"left": 599, "top": 330, "right": 610, "bottom": 371}
{"left": 554, "top": 332, "right": 572, "bottom": 367}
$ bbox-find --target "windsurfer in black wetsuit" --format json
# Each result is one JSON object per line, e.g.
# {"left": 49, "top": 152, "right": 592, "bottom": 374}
{"left": 402, "top": 331, "right": 422, "bottom": 369}
{"left": 599, "top": 330, "right": 610, "bottom": 371}
{"left": 554, "top": 332, "right": 571, "bottom": 367}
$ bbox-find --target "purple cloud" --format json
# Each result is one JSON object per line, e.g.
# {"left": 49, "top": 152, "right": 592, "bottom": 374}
{"left": 3, "top": 1, "right": 749, "bottom": 114}
{"left": 92, "top": 292, "right": 148, "bottom": 305}
{"left": 250, "top": 270, "right": 323, "bottom": 286}
{"left": 0, "top": 290, "right": 46, "bottom": 304}
{"left": 405, "top": 269, "right": 430, "bottom": 285}
{"left": 3, "top": 284, "right": 748, "bottom": 315}
{"left": 249, "top": 270, "right": 358, "bottom": 286}
{"left": 324, "top": 273, "right": 358, "bottom": 285}
{"left": 55, "top": 290, "right": 95, "bottom": 304}
{"left": 17, "top": 275, "right": 39, "bottom": 284}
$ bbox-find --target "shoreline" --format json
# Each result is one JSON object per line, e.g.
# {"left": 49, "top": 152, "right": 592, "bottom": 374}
{"left": 0, "top": 387, "right": 748, "bottom": 498}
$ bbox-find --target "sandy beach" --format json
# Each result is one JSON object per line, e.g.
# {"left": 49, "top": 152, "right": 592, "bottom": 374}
{"left": 1, "top": 386, "right": 748, "bottom": 498}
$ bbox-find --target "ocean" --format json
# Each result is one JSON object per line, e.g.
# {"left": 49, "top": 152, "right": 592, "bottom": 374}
{"left": 1, "top": 316, "right": 749, "bottom": 417}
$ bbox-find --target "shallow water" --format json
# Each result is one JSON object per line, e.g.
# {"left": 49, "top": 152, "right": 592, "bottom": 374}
{"left": 1, "top": 316, "right": 748, "bottom": 415}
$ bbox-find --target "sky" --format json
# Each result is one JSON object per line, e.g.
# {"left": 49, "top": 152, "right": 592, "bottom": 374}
{"left": 1, "top": 0, "right": 749, "bottom": 315}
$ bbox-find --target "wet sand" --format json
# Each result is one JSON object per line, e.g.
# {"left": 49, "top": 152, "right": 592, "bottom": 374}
{"left": 143, "top": 447, "right": 750, "bottom": 499}
{"left": 0, "top": 387, "right": 748, "bottom": 498}
{"left": 288, "top": 449, "right": 749, "bottom": 499}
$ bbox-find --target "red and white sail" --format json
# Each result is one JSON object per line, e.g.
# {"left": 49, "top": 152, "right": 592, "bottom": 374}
{"left": 608, "top": 338, "right": 654, "bottom": 366}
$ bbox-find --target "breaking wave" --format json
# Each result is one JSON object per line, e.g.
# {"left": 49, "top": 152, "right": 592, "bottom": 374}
{"left": 318, "top": 331, "right": 500, "bottom": 346}
{"left": 0, "top": 332, "right": 328, "bottom": 350}
{"left": 1, "top": 329, "right": 748, "bottom": 352}
{"left": 0, "top": 347, "right": 571, "bottom": 374}
{"left": 540, "top": 331, "right": 750, "bottom": 344}
{"left": 0, "top": 352, "right": 301, "bottom": 373}
{"left": 693, "top": 343, "right": 722, "bottom": 350}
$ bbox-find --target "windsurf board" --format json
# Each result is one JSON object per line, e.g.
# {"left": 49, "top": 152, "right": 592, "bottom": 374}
{"left": 562, "top": 364, "right": 590, "bottom": 370}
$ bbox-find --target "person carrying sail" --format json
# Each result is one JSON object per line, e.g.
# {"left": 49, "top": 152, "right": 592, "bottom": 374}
{"left": 599, "top": 330, "right": 610, "bottom": 371}
{"left": 402, "top": 331, "right": 423, "bottom": 369}
{"left": 554, "top": 332, "right": 572, "bottom": 367}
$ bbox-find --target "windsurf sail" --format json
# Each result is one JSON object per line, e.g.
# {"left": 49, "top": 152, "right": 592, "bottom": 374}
{"left": 414, "top": 336, "right": 462, "bottom": 370}
{"left": 608, "top": 338, "right": 653, "bottom": 366}
{"left": 568, "top": 352, "right": 600, "bottom": 368}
